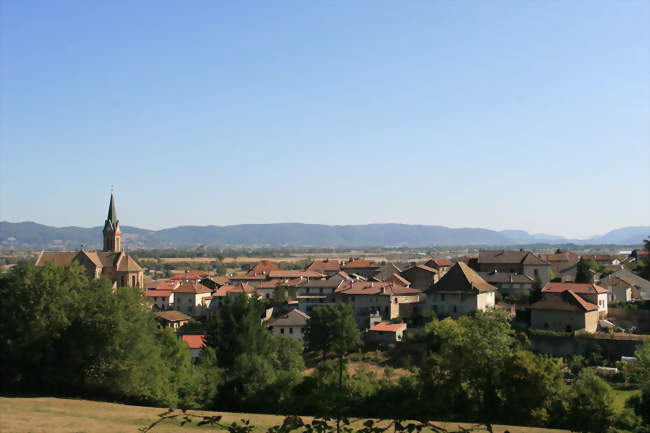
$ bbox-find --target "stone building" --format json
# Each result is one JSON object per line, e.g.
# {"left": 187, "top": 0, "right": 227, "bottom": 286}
{"left": 35, "top": 193, "right": 144, "bottom": 289}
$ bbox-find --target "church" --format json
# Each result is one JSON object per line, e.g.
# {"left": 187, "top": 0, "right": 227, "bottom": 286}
{"left": 35, "top": 194, "right": 144, "bottom": 289}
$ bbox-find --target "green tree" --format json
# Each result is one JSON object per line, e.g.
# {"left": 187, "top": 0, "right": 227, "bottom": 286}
{"left": 0, "top": 263, "right": 201, "bottom": 407}
{"left": 575, "top": 259, "right": 594, "bottom": 284}
{"left": 205, "top": 295, "right": 304, "bottom": 410}
{"left": 304, "top": 304, "right": 361, "bottom": 358}
{"left": 567, "top": 372, "right": 615, "bottom": 433}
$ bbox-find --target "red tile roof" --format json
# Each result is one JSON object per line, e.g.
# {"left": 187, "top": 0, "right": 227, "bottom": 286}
{"left": 229, "top": 274, "right": 267, "bottom": 280}
{"left": 268, "top": 270, "right": 325, "bottom": 279}
{"left": 337, "top": 281, "right": 420, "bottom": 296}
{"left": 426, "top": 258, "right": 454, "bottom": 267}
{"left": 170, "top": 270, "right": 210, "bottom": 280}
{"left": 248, "top": 260, "right": 281, "bottom": 275}
{"left": 542, "top": 282, "right": 608, "bottom": 295}
{"left": 173, "top": 281, "right": 212, "bottom": 294}
{"left": 388, "top": 273, "right": 411, "bottom": 286}
{"left": 531, "top": 290, "right": 598, "bottom": 312}
{"left": 342, "top": 259, "right": 381, "bottom": 269}
{"left": 307, "top": 260, "right": 341, "bottom": 272}
{"left": 182, "top": 334, "right": 206, "bottom": 349}
{"left": 145, "top": 289, "right": 173, "bottom": 297}
{"left": 214, "top": 283, "right": 257, "bottom": 297}
{"left": 369, "top": 322, "right": 407, "bottom": 332}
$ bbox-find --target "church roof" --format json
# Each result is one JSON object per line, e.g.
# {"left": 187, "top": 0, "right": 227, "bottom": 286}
{"left": 104, "top": 193, "right": 120, "bottom": 232}
{"left": 35, "top": 251, "right": 78, "bottom": 266}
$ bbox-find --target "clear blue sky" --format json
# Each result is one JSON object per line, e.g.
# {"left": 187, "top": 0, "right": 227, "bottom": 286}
{"left": 1, "top": 1, "right": 648, "bottom": 238}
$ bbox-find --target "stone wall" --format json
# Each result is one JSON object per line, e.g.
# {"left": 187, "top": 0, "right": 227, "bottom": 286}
{"left": 529, "top": 332, "right": 647, "bottom": 360}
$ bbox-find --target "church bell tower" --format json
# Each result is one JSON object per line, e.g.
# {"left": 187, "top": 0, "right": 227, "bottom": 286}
{"left": 103, "top": 193, "right": 121, "bottom": 252}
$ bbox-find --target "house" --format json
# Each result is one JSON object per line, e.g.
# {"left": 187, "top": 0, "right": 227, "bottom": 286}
{"left": 581, "top": 254, "right": 622, "bottom": 266}
{"left": 156, "top": 310, "right": 191, "bottom": 330}
{"left": 476, "top": 250, "right": 551, "bottom": 284}
{"left": 306, "top": 259, "right": 341, "bottom": 276}
{"left": 144, "top": 280, "right": 179, "bottom": 310}
{"left": 542, "top": 282, "right": 608, "bottom": 318}
{"left": 181, "top": 334, "right": 206, "bottom": 360}
{"left": 365, "top": 322, "right": 407, "bottom": 345}
{"left": 478, "top": 271, "right": 534, "bottom": 298}
{"left": 267, "top": 309, "right": 310, "bottom": 342}
{"left": 208, "top": 283, "right": 258, "bottom": 315}
{"left": 530, "top": 291, "right": 599, "bottom": 333}
{"left": 538, "top": 252, "right": 580, "bottom": 278}
{"left": 247, "top": 260, "right": 281, "bottom": 275}
{"left": 606, "top": 269, "right": 650, "bottom": 300}
{"left": 341, "top": 259, "right": 381, "bottom": 279}
{"left": 335, "top": 281, "right": 422, "bottom": 327}
{"left": 172, "top": 281, "right": 213, "bottom": 316}
{"left": 295, "top": 279, "right": 343, "bottom": 313}
{"left": 424, "top": 258, "right": 454, "bottom": 277}
{"left": 598, "top": 274, "right": 634, "bottom": 302}
{"left": 425, "top": 262, "right": 497, "bottom": 318}
{"left": 35, "top": 193, "right": 144, "bottom": 289}
{"left": 253, "top": 280, "right": 285, "bottom": 301}
{"left": 399, "top": 264, "right": 438, "bottom": 291}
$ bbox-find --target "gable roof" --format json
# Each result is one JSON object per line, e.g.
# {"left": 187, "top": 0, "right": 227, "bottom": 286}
{"left": 35, "top": 251, "right": 80, "bottom": 267}
{"left": 342, "top": 259, "right": 381, "bottom": 269}
{"left": 402, "top": 264, "right": 438, "bottom": 275}
{"left": 145, "top": 289, "right": 173, "bottom": 297}
{"left": 248, "top": 260, "right": 281, "bottom": 275}
{"left": 174, "top": 281, "right": 212, "bottom": 294}
{"left": 428, "top": 262, "right": 496, "bottom": 294}
{"left": 156, "top": 310, "right": 191, "bottom": 322}
{"left": 479, "top": 250, "right": 548, "bottom": 266}
{"left": 214, "top": 283, "right": 257, "bottom": 297}
{"left": 387, "top": 273, "right": 411, "bottom": 286}
{"left": 337, "top": 281, "right": 420, "bottom": 296}
{"left": 611, "top": 269, "right": 650, "bottom": 290}
{"left": 268, "top": 309, "right": 310, "bottom": 327}
{"left": 372, "top": 263, "right": 403, "bottom": 281}
{"left": 307, "top": 260, "right": 341, "bottom": 272}
{"left": 170, "top": 270, "right": 210, "bottom": 280}
{"left": 530, "top": 291, "right": 598, "bottom": 312}
{"left": 478, "top": 272, "right": 534, "bottom": 284}
{"left": 268, "top": 270, "right": 325, "bottom": 279}
{"left": 181, "top": 334, "right": 206, "bottom": 349}
{"left": 368, "top": 322, "right": 407, "bottom": 332}
{"left": 542, "top": 282, "right": 607, "bottom": 295}
{"left": 425, "top": 258, "right": 454, "bottom": 268}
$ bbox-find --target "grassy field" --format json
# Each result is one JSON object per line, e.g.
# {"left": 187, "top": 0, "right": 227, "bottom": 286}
{"left": 0, "top": 397, "right": 571, "bottom": 433}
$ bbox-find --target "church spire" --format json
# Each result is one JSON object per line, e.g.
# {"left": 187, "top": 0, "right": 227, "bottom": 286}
{"left": 107, "top": 192, "right": 118, "bottom": 227}
{"left": 103, "top": 192, "right": 121, "bottom": 252}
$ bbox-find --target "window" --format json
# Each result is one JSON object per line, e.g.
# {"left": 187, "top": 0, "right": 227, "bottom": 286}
{"left": 441, "top": 294, "right": 446, "bottom": 301}
{"left": 289, "top": 328, "right": 293, "bottom": 334}
{"left": 280, "top": 328, "right": 285, "bottom": 334}
{"left": 319, "top": 288, "right": 323, "bottom": 293}
{"left": 544, "top": 322, "right": 549, "bottom": 329}
{"left": 452, "top": 305, "right": 457, "bottom": 313}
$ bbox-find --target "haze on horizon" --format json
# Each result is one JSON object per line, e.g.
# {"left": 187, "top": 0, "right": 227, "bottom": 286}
{"left": 1, "top": 1, "right": 648, "bottom": 240}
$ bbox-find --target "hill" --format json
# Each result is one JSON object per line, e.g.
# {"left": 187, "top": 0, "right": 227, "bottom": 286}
{"left": 0, "top": 221, "right": 648, "bottom": 250}
{"left": 0, "top": 396, "right": 570, "bottom": 433}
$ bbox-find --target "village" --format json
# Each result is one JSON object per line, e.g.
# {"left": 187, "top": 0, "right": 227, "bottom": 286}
{"left": 32, "top": 194, "right": 650, "bottom": 365}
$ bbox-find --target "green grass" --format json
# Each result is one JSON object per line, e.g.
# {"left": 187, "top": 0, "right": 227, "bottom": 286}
{"left": 611, "top": 388, "right": 641, "bottom": 413}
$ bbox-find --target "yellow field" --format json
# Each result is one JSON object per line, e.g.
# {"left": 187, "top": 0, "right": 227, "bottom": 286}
{"left": 0, "top": 397, "right": 570, "bottom": 433}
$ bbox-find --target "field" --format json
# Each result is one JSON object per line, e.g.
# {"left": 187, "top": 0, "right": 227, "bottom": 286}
{"left": 0, "top": 397, "right": 571, "bottom": 433}
{"left": 611, "top": 388, "right": 640, "bottom": 412}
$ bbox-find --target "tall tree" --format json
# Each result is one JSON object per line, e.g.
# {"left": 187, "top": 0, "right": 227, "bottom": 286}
{"left": 574, "top": 259, "right": 594, "bottom": 284}
{"left": 304, "top": 304, "right": 361, "bottom": 358}
{"left": 567, "top": 373, "right": 615, "bottom": 433}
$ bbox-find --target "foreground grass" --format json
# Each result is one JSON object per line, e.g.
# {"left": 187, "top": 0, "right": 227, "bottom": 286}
{"left": 0, "top": 397, "right": 570, "bottom": 433}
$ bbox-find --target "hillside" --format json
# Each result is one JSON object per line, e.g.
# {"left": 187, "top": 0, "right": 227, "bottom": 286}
{"left": 0, "top": 397, "right": 570, "bottom": 433}
{"left": 1, "top": 221, "right": 648, "bottom": 250}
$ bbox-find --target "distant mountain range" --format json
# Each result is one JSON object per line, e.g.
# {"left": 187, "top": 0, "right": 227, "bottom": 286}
{"left": 0, "top": 221, "right": 648, "bottom": 250}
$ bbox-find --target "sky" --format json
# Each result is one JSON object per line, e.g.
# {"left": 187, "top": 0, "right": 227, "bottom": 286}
{"left": 1, "top": 1, "right": 648, "bottom": 239}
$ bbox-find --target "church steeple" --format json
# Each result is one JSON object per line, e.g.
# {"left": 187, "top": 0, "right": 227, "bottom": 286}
{"left": 103, "top": 193, "right": 121, "bottom": 252}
